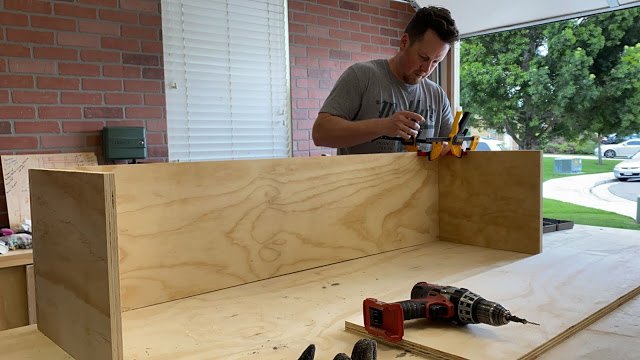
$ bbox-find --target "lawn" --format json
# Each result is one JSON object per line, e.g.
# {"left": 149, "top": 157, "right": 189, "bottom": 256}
{"left": 543, "top": 157, "right": 640, "bottom": 230}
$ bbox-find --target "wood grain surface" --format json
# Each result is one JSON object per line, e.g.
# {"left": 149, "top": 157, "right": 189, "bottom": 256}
{"left": 345, "top": 227, "right": 640, "bottom": 359}
{"left": 0, "top": 266, "right": 28, "bottom": 330}
{"left": 438, "top": 151, "right": 542, "bottom": 254}
{"left": 90, "top": 153, "right": 441, "bottom": 311}
{"left": 30, "top": 169, "right": 122, "bottom": 360}
{"left": 0, "top": 249, "right": 33, "bottom": 269}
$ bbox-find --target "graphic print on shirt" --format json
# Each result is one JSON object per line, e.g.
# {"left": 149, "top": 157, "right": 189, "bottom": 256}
{"left": 376, "top": 99, "right": 435, "bottom": 132}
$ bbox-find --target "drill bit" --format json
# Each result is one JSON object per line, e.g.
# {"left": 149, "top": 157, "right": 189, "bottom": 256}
{"left": 507, "top": 314, "right": 540, "bottom": 326}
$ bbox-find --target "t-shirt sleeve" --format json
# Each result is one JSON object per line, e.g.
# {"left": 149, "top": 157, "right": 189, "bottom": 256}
{"left": 438, "top": 89, "right": 454, "bottom": 137}
{"left": 319, "top": 65, "right": 364, "bottom": 120}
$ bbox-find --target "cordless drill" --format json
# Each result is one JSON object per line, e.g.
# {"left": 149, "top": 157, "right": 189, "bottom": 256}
{"left": 363, "top": 282, "right": 539, "bottom": 342}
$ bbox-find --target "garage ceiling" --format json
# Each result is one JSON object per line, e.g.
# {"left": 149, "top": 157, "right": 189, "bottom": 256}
{"left": 413, "top": 0, "right": 640, "bottom": 37}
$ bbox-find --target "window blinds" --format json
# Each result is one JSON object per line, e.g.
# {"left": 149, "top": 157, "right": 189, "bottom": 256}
{"left": 162, "top": 0, "right": 291, "bottom": 161}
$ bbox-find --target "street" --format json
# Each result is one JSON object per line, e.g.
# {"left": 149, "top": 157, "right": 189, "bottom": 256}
{"left": 609, "top": 180, "right": 640, "bottom": 202}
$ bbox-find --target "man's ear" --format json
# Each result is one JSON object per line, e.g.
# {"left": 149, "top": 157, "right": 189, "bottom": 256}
{"left": 400, "top": 33, "right": 410, "bottom": 50}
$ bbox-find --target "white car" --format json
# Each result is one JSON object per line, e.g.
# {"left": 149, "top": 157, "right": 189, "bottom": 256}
{"left": 475, "top": 139, "right": 504, "bottom": 151}
{"left": 593, "top": 139, "right": 640, "bottom": 158}
{"left": 613, "top": 151, "right": 640, "bottom": 181}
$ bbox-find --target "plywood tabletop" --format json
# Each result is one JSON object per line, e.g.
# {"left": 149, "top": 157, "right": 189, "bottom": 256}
{"left": 0, "top": 249, "right": 33, "bottom": 269}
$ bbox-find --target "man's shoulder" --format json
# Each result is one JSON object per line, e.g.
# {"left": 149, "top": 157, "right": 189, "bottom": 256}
{"left": 420, "top": 78, "right": 446, "bottom": 95}
{"left": 348, "top": 59, "right": 387, "bottom": 75}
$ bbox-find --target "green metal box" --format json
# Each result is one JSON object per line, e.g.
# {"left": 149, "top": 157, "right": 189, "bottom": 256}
{"left": 103, "top": 127, "right": 147, "bottom": 161}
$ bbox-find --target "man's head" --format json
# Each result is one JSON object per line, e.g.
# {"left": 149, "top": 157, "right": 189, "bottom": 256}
{"left": 391, "top": 7, "right": 459, "bottom": 85}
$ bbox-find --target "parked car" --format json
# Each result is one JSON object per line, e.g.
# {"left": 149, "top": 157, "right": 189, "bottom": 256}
{"left": 593, "top": 139, "right": 640, "bottom": 158}
{"left": 613, "top": 151, "right": 640, "bottom": 181}
{"left": 475, "top": 139, "right": 505, "bottom": 151}
{"left": 600, "top": 133, "right": 640, "bottom": 144}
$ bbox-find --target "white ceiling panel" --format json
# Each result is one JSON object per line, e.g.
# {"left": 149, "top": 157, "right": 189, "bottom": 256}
{"left": 413, "top": 0, "right": 640, "bottom": 37}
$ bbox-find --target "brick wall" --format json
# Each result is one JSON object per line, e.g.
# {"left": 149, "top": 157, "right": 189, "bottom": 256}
{"left": 0, "top": 0, "right": 165, "bottom": 227}
{"left": 288, "top": 0, "right": 414, "bottom": 156}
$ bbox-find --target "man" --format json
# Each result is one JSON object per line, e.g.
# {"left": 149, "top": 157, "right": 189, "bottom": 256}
{"left": 312, "top": 6, "right": 459, "bottom": 155}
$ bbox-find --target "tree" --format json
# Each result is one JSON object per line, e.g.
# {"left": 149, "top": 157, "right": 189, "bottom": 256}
{"left": 460, "top": 7, "right": 640, "bottom": 150}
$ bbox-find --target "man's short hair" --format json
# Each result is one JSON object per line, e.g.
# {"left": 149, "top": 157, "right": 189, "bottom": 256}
{"left": 405, "top": 6, "right": 460, "bottom": 45}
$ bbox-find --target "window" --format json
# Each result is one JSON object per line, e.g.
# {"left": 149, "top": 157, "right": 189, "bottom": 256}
{"left": 162, "top": 0, "right": 291, "bottom": 161}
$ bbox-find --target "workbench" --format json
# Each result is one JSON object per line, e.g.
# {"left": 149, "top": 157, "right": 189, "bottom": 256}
{"left": 0, "top": 226, "right": 637, "bottom": 359}
{"left": 1, "top": 152, "right": 637, "bottom": 359}
{"left": 0, "top": 249, "right": 34, "bottom": 330}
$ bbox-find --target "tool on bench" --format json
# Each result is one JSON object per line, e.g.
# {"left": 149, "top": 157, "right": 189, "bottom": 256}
{"left": 298, "top": 339, "right": 377, "bottom": 360}
{"left": 363, "top": 282, "right": 539, "bottom": 342}
{"left": 378, "top": 111, "right": 479, "bottom": 160}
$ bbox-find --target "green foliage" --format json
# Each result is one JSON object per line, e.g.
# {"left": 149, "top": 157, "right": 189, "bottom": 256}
{"left": 542, "top": 157, "right": 620, "bottom": 181}
{"left": 461, "top": 8, "right": 640, "bottom": 149}
{"left": 544, "top": 199, "right": 640, "bottom": 230}
{"left": 541, "top": 138, "right": 597, "bottom": 154}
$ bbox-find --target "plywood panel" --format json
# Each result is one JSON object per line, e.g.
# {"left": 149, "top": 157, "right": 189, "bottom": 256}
{"left": 0, "top": 266, "right": 28, "bottom": 330}
{"left": 26, "top": 264, "right": 36, "bottom": 324}
{"left": 30, "top": 169, "right": 122, "bottom": 360}
{"left": 438, "top": 151, "right": 542, "bottom": 254}
{"left": 0, "top": 249, "right": 32, "bottom": 269}
{"left": 91, "top": 153, "right": 441, "bottom": 311}
{"left": 1, "top": 153, "right": 97, "bottom": 228}
{"left": 0, "top": 325, "right": 73, "bottom": 360}
{"left": 345, "top": 227, "right": 640, "bottom": 359}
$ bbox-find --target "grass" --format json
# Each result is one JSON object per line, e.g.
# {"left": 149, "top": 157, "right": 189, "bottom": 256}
{"left": 543, "top": 157, "right": 640, "bottom": 230}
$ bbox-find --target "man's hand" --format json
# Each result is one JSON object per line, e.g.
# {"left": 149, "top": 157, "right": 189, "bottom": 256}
{"left": 380, "top": 111, "right": 424, "bottom": 140}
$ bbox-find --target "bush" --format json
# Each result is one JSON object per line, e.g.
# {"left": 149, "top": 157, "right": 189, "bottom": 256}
{"left": 542, "top": 137, "right": 597, "bottom": 154}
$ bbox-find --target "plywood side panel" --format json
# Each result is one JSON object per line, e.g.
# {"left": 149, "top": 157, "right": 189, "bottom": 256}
{"left": 438, "top": 151, "right": 542, "bottom": 254}
{"left": 89, "top": 153, "right": 440, "bottom": 311}
{"left": 345, "top": 228, "right": 640, "bottom": 359}
{"left": 0, "top": 266, "right": 28, "bottom": 330}
{"left": 30, "top": 170, "right": 122, "bottom": 360}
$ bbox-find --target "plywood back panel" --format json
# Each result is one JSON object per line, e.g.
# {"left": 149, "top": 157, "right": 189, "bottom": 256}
{"left": 84, "top": 153, "right": 440, "bottom": 311}
{"left": 438, "top": 151, "right": 542, "bottom": 254}
{"left": 30, "top": 169, "right": 122, "bottom": 360}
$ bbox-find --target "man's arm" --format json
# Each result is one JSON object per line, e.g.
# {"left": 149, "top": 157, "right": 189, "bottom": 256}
{"left": 312, "top": 111, "right": 425, "bottom": 148}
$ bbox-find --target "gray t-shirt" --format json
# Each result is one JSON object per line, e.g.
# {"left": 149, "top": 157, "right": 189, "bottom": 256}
{"left": 319, "top": 59, "right": 453, "bottom": 155}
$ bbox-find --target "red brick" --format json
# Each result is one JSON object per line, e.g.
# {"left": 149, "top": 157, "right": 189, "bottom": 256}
{"left": 59, "top": 63, "right": 101, "bottom": 77}
{"left": 296, "top": 78, "right": 318, "bottom": 88}
{"left": 329, "top": 8, "right": 350, "bottom": 20}
{"left": 295, "top": 57, "right": 319, "bottom": 68}
{"left": 0, "top": 121, "right": 11, "bottom": 134}
{"left": 79, "top": 20, "right": 120, "bottom": 35}
{"left": 352, "top": 53, "right": 373, "bottom": 62}
{"left": 31, "top": 15, "right": 76, "bottom": 31}
{"left": 351, "top": 32, "right": 370, "bottom": 43}
{"left": 329, "top": 49, "right": 351, "bottom": 60}
{"left": 371, "top": 16, "right": 389, "bottom": 27}
{"left": 319, "top": 38, "right": 339, "bottom": 49}
{"left": 58, "top": 33, "right": 100, "bottom": 48}
{"left": 0, "top": 75, "right": 33, "bottom": 88}
{"left": 84, "top": 107, "right": 123, "bottom": 119}
{"left": 371, "top": 35, "right": 389, "bottom": 46}
{"left": 12, "top": 90, "right": 58, "bottom": 104}
{"left": 290, "top": 46, "right": 306, "bottom": 57}
{"left": 15, "top": 121, "right": 60, "bottom": 133}
{"left": 350, "top": 12, "right": 369, "bottom": 23}
{"left": 5, "top": 0, "right": 51, "bottom": 14}
{"left": 82, "top": 79, "right": 122, "bottom": 91}
{"left": 0, "top": 12, "right": 29, "bottom": 25}
{"left": 390, "top": 1, "right": 410, "bottom": 11}
{"left": 289, "top": 23, "right": 305, "bottom": 34}
{"left": 103, "top": 65, "right": 140, "bottom": 78}
{"left": 33, "top": 47, "right": 78, "bottom": 60}
{"left": 122, "top": 53, "right": 159, "bottom": 66}
{"left": 309, "top": 68, "right": 332, "bottom": 79}
{"left": 41, "top": 134, "right": 86, "bottom": 148}
{"left": 380, "top": 9, "right": 400, "bottom": 19}
{"left": 37, "top": 77, "right": 79, "bottom": 90}
{"left": 361, "top": 24, "right": 378, "bottom": 34}
{"left": 122, "top": 25, "right": 158, "bottom": 40}
{"left": 7, "top": 28, "right": 54, "bottom": 44}
{"left": 9, "top": 59, "right": 56, "bottom": 74}
{"left": 54, "top": 3, "right": 97, "bottom": 19}
{"left": 317, "top": 16, "right": 339, "bottom": 28}
{"left": 0, "top": 106, "right": 35, "bottom": 119}
{"left": 0, "top": 60, "right": 5, "bottom": 72}
{"left": 125, "top": 107, "right": 162, "bottom": 119}
{"left": 340, "top": 1, "right": 359, "bottom": 11}
{"left": 61, "top": 92, "right": 102, "bottom": 104}
{"left": 145, "top": 132, "right": 164, "bottom": 145}
{"left": 0, "top": 136, "right": 38, "bottom": 150}
{"left": 139, "top": 14, "right": 161, "bottom": 26}
{"left": 62, "top": 121, "right": 105, "bottom": 132}
{"left": 144, "top": 94, "right": 165, "bottom": 106}
{"left": 142, "top": 68, "right": 163, "bottom": 80}
{"left": 293, "top": 130, "right": 309, "bottom": 140}
{"left": 124, "top": 80, "right": 162, "bottom": 92}
{"left": 102, "top": 37, "right": 139, "bottom": 51}
{"left": 39, "top": 106, "right": 82, "bottom": 119}
{"left": 80, "top": 49, "right": 120, "bottom": 63}
{"left": 360, "top": 4, "right": 380, "bottom": 15}
{"left": 105, "top": 120, "right": 145, "bottom": 129}
{"left": 293, "top": 150, "right": 309, "bottom": 157}
{"left": 290, "top": 67, "right": 307, "bottom": 77}
{"left": 309, "top": 87, "right": 330, "bottom": 99}
{"left": 146, "top": 119, "right": 166, "bottom": 131}
{"left": 362, "top": 44, "right": 381, "bottom": 53}
{"left": 329, "top": 29, "right": 350, "bottom": 40}
{"left": 289, "top": 0, "right": 305, "bottom": 11}
{"left": 121, "top": 0, "right": 159, "bottom": 13}
{"left": 142, "top": 41, "right": 163, "bottom": 54}
{"left": 86, "top": 134, "right": 101, "bottom": 146}
{"left": 80, "top": 0, "right": 117, "bottom": 7}
{"left": 0, "top": 44, "right": 31, "bottom": 57}
{"left": 340, "top": 21, "right": 360, "bottom": 32}
{"left": 147, "top": 145, "right": 167, "bottom": 158}
{"left": 105, "top": 93, "right": 143, "bottom": 105}
{"left": 294, "top": 12, "right": 316, "bottom": 23}
{"left": 307, "top": 4, "right": 329, "bottom": 16}
{"left": 0, "top": 90, "right": 8, "bottom": 103}
{"left": 317, "top": 0, "right": 339, "bottom": 6}
{"left": 380, "top": 27, "right": 399, "bottom": 38}
{"left": 295, "top": 140, "right": 310, "bottom": 151}
{"left": 99, "top": 9, "right": 138, "bottom": 24}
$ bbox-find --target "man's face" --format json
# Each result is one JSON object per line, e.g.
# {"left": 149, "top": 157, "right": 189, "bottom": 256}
{"left": 397, "top": 29, "right": 450, "bottom": 85}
